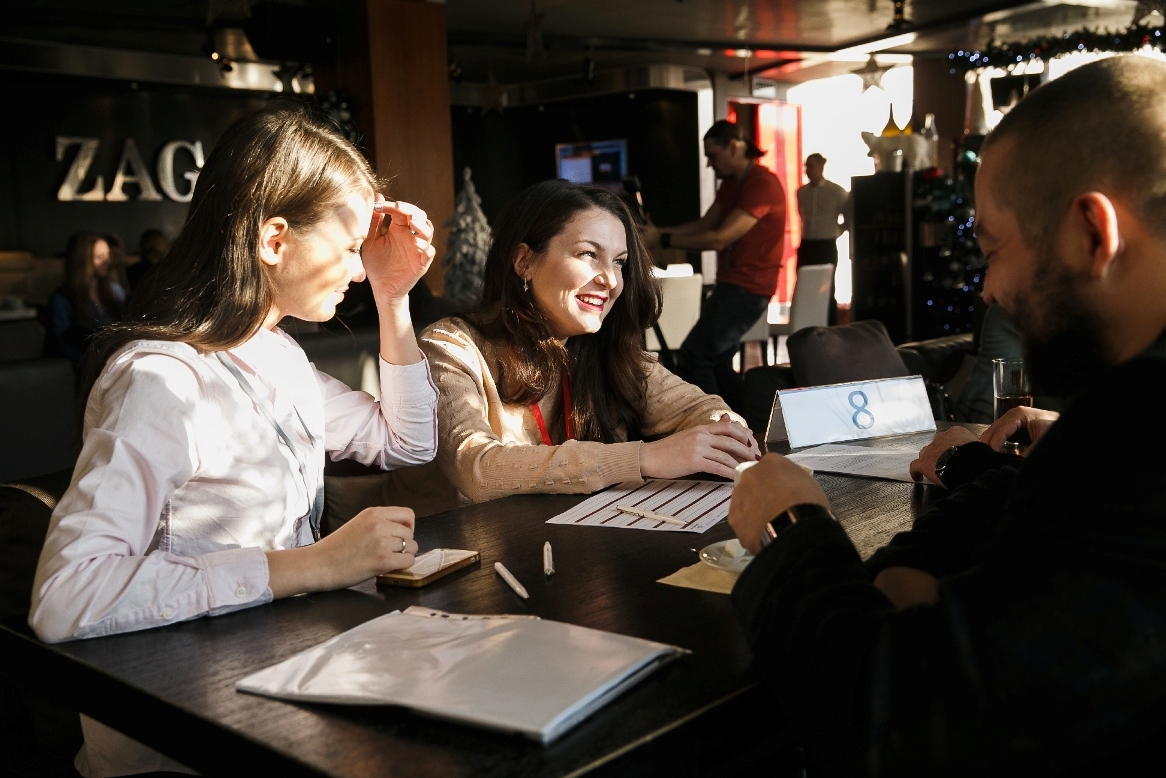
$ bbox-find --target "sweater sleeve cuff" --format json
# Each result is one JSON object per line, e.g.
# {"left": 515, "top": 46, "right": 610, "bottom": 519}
{"left": 603, "top": 441, "right": 644, "bottom": 483}
{"left": 378, "top": 357, "right": 439, "bottom": 409}
{"left": 195, "top": 546, "right": 272, "bottom": 616}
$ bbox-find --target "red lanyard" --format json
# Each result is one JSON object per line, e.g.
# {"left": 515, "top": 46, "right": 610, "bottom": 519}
{"left": 531, "top": 375, "right": 573, "bottom": 446}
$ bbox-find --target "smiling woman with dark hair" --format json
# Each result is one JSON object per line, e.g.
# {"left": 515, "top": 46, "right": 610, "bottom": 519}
{"left": 384, "top": 179, "right": 760, "bottom": 516}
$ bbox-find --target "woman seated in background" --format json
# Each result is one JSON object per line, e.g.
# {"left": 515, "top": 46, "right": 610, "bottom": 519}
{"left": 125, "top": 228, "right": 171, "bottom": 293}
{"left": 384, "top": 179, "right": 759, "bottom": 517}
{"left": 46, "top": 232, "right": 127, "bottom": 370}
{"left": 30, "top": 102, "right": 438, "bottom": 776}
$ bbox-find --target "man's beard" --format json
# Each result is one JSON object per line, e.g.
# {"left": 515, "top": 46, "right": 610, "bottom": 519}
{"left": 1011, "top": 257, "right": 1111, "bottom": 397}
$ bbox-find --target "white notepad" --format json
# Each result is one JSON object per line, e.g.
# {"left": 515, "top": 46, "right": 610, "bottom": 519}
{"left": 786, "top": 443, "right": 920, "bottom": 482}
{"left": 236, "top": 607, "right": 687, "bottom": 744}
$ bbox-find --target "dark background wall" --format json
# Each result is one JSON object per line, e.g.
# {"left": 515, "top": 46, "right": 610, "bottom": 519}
{"left": 451, "top": 88, "right": 702, "bottom": 227}
{"left": 0, "top": 72, "right": 269, "bottom": 257}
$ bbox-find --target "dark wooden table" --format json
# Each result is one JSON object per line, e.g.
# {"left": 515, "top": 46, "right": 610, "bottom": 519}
{"left": 0, "top": 428, "right": 974, "bottom": 777}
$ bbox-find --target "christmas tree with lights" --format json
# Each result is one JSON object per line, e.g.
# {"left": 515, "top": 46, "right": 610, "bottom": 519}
{"left": 442, "top": 167, "right": 492, "bottom": 306}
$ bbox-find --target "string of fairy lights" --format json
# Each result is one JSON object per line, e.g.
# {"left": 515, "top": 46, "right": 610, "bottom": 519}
{"left": 947, "top": 21, "right": 1165, "bottom": 74}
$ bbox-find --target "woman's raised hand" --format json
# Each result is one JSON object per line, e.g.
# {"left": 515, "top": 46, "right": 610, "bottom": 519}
{"left": 363, "top": 194, "right": 436, "bottom": 303}
{"left": 639, "top": 413, "right": 760, "bottom": 480}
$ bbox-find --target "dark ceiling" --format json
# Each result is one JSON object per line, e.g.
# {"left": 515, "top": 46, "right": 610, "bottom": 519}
{"left": 0, "top": 0, "right": 1143, "bottom": 85}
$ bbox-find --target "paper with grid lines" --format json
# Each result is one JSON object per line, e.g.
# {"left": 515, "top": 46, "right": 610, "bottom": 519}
{"left": 547, "top": 480, "right": 732, "bottom": 533}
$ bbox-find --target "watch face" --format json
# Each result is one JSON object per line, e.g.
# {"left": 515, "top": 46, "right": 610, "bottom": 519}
{"left": 934, "top": 445, "right": 958, "bottom": 476}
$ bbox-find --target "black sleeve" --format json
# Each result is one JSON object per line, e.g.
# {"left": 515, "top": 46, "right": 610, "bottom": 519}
{"left": 733, "top": 515, "right": 892, "bottom": 777}
{"left": 940, "top": 442, "right": 1020, "bottom": 491}
{"left": 733, "top": 515, "right": 1166, "bottom": 777}
{"left": 864, "top": 463, "right": 1019, "bottom": 579}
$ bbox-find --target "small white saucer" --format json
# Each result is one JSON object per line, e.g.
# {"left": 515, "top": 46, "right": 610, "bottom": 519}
{"left": 699, "top": 539, "right": 754, "bottom": 574}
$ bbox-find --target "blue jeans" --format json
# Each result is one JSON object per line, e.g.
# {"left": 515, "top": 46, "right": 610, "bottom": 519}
{"left": 677, "top": 283, "right": 770, "bottom": 413}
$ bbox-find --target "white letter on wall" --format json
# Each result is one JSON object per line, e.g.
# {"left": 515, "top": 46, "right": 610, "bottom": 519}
{"left": 55, "top": 137, "right": 105, "bottom": 202}
{"left": 157, "top": 140, "right": 205, "bottom": 203}
{"left": 106, "top": 139, "right": 163, "bottom": 202}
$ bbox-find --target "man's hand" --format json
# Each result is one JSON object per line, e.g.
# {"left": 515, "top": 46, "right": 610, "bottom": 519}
{"left": 873, "top": 566, "right": 938, "bottom": 609}
{"left": 728, "top": 453, "right": 830, "bottom": 555}
{"left": 981, "top": 406, "right": 1059, "bottom": 454}
{"left": 909, "top": 426, "right": 979, "bottom": 487}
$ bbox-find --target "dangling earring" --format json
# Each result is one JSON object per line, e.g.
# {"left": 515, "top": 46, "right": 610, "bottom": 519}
{"left": 523, "top": 277, "right": 529, "bottom": 292}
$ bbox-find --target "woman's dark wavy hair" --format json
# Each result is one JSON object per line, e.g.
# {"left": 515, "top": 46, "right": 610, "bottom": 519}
{"left": 469, "top": 179, "right": 662, "bottom": 443}
{"left": 79, "top": 100, "right": 379, "bottom": 411}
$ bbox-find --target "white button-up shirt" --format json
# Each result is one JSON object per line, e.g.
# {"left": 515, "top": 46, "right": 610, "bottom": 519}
{"left": 30, "top": 328, "right": 438, "bottom": 776}
{"left": 797, "top": 178, "right": 850, "bottom": 241}
{"left": 30, "top": 327, "right": 437, "bottom": 645}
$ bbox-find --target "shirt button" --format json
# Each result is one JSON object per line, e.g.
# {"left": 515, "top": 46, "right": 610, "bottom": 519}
{"left": 161, "top": 607, "right": 175, "bottom": 619}
{"left": 235, "top": 586, "right": 248, "bottom": 598}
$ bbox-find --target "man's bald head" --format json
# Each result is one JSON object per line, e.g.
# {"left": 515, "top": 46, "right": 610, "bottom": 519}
{"left": 982, "top": 55, "right": 1166, "bottom": 248}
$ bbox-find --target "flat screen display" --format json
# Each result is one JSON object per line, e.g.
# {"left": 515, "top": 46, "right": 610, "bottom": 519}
{"left": 555, "top": 139, "right": 628, "bottom": 189}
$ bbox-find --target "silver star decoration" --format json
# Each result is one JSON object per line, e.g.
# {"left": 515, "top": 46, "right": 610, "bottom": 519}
{"left": 852, "top": 55, "right": 889, "bottom": 92}
{"left": 1133, "top": 0, "right": 1166, "bottom": 25}
{"left": 525, "top": 0, "right": 547, "bottom": 63}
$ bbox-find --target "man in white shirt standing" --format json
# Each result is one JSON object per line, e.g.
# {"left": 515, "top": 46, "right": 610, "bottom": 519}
{"left": 796, "top": 153, "right": 849, "bottom": 324}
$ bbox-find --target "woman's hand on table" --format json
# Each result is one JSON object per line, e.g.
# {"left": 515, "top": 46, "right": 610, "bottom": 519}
{"left": 909, "top": 426, "right": 979, "bottom": 487}
{"left": 363, "top": 195, "right": 436, "bottom": 305}
{"left": 981, "top": 406, "right": 1059, "bottom": 454}
{"left": 728, "top": 453, "right": 830, "bottom": 555}
{"left": 640, "top": 414, "right": 759, "bottom": 480}
{"left": 266, "top": 506, "right": 417, "bottom": 598}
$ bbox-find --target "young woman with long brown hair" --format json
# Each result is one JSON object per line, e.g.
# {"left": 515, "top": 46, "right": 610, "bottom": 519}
{"left": 46, "top": 232, "right": 127, "bottom": 369}
{"left": 384, "top": 179, "right": 759, "bottom": 516}
{"left": 30, "top": 102, "right": 439, "bottom": 776}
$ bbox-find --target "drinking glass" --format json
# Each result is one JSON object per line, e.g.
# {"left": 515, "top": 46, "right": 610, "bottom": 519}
{"left": 992, "top": 357, "right": 1032, "bottom": 421}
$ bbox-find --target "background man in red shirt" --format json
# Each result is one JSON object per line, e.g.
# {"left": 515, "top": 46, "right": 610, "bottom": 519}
{"left": 643, "top": 120, "right": 786, "bottom": 411}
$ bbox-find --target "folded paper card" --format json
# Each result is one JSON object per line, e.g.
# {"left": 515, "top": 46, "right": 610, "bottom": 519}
{"left": 236, "top": 606, "right": 686, "bottom": 744}
{"left": 767, "top": 375, "right": 935, "bottom": 449}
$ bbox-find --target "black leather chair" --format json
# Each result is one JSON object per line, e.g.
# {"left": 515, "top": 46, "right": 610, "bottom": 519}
{"left": 0, "top": 358, "right": 77, "bottom": 483}
{"left": 0, "top": 319, "right": 46, "bottom": 363}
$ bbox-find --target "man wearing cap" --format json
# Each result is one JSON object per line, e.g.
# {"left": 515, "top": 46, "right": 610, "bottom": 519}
{"left": 642, "top": 119, "right": 786, "bottom": 412}
{"left": 796, "top": 153, "right": 849, "bottom": 324}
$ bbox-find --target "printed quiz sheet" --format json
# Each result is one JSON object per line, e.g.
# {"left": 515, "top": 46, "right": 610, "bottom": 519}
{"left": 786, "top": 444, "right": 918, "bottom": 482}
{"left": 546, "top": 480, "right": 732, "bottom": 533}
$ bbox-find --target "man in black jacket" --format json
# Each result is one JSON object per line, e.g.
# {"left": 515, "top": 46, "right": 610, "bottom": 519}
{"left": 728, "top": 55, "right": 1166, "bottom": 777}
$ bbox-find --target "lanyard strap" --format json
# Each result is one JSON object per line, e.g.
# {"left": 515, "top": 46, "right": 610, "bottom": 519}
{"left": 531, "top": 374, "right": 574, "bottom": 446}
{"left": 216, "top": 352, "right": 323, "bottom": 543}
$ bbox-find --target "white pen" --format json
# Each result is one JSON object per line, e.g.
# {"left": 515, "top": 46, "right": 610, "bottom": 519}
{"left": 543, "top": 542, "right": 555, "bottom": 576}
{"left": 615, "top": 504, "right": 687, "bottom": 526}
{"left": 494, "top": 562, "right": 530, "bottom": 599}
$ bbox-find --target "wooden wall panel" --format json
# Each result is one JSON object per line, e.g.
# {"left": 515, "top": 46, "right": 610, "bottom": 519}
{"left": 364, "top": 0, "right": 454, "bottom": 294}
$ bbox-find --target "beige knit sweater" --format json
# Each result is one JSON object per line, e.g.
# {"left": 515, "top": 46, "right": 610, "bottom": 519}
{"left": 380, "top": 317, "right": 744, "bottom": 517}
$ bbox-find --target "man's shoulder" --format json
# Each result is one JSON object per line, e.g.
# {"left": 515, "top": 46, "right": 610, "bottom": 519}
{"left": 743, "top": 164, "right": 785, "bottom": 198}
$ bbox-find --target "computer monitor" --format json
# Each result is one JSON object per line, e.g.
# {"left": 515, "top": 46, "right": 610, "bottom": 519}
{"left": 555, "top": 139, "right": 628, "bottom": 189}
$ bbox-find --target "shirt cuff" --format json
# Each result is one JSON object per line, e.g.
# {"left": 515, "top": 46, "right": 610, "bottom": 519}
{"left": 195, "top": 546, "right": 272, "bottom": 616}
{"left": 378, "top": 356, "right": 439, "bottom": 409}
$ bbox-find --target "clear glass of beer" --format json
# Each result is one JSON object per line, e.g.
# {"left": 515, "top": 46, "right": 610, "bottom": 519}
{"left": 992, "top": 358, "right": 1032, "bottom": 420}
